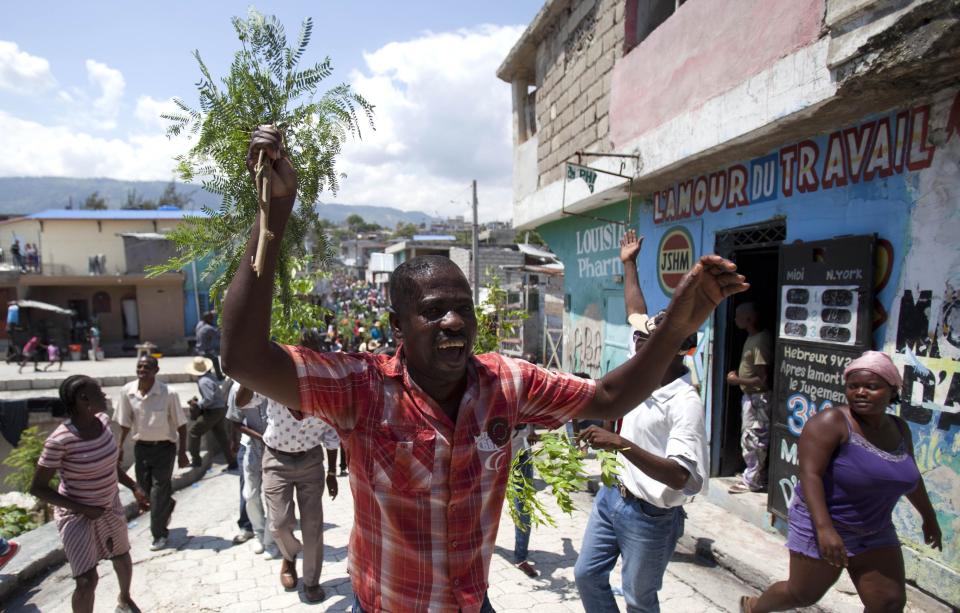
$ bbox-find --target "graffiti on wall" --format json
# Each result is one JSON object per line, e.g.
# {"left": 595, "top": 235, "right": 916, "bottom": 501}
{"left": 894, "top": 286, "right": 960, "bottom": 431}
{"left": 570, "top": 317, "right": 603, "bottom": 378}
{"left": 653, "top": 102, "right": 937, "bottom": 224}
{"left": 885, "top": 91, "right": 960, "bottom": 577}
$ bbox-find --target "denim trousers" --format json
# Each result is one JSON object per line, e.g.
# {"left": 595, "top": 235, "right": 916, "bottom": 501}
{"left": 513, "top": 450, "right": 533, "bottom": 563}
{"left": 237, "top": 445, "right": 252, "bottom": 531}
{"left": 574, "top": 485, "right": 685, "bottom": 613}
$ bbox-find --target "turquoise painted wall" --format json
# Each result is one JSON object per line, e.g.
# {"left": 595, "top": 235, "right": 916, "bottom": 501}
{"left": 539, "top": 89, "right": 960, "bottom": 599}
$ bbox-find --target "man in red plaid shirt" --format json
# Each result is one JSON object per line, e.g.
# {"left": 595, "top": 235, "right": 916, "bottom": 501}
{"left": 222, "top": 127, "right": 748, "bottom": 612}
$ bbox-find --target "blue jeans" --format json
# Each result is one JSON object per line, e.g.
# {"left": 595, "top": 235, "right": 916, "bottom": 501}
{"left": 513, "top": 450, "right": 533, "bottom": 563}
{"left": 574, "top": 485, "right": 685, "bottom": 613}
{"left": 352, "top": 594, "right": 494, "bottom": 612}
{"left": 237, "top": 445, "right": 252, "bottom": 531}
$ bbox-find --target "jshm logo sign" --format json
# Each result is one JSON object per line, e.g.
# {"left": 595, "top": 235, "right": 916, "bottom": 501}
{"left": 658, "top": 227, "right": 695, "bottom": 295}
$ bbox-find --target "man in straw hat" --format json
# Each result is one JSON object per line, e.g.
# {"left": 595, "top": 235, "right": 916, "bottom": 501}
{"left": 575, "top": 229, "right": 709, "bottom": 612}
{"left": 185, "top": 356, "right": 236, "bottom": 470}
{"left": 220, "top": 127, "right": 747, "bottom": 611}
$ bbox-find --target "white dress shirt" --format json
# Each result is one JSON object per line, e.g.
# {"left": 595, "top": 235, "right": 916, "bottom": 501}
{"left": 115, "top": 380, "right": 185, "bottom": 443}
{"left": 261, "top": 396, "right": 340, "bottom": 453}
{"left": 618, "top": 372, "right": 709, "bottom": 508}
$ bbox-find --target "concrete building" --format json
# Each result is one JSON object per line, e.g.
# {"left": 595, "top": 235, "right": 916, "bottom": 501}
{"left": 499, "top": 0, "right": 960, "bottom": 605}
{"left": 0, "top": 209, "right": 209, "bottom": 355}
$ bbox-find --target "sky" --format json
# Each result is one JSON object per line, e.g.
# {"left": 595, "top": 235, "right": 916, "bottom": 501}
{"left": 0, "top": 1, "right": 542, "bottom": 221}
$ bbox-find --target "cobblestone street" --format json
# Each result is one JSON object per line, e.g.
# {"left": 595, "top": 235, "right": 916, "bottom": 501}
{"left": 9, "top": 458, "right": 757, "bottom": 612}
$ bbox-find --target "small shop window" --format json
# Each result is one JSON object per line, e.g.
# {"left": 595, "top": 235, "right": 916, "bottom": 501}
{"left": 625, "top": 0, "right": 687, "bottom": 54}
{"left": 92, "top": 291, "right": 112, "bottom": 315}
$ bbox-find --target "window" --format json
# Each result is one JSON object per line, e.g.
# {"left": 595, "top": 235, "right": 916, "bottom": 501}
{"left": 625, "top": 0, "right": 687, "bottom": 53}
{"left": 92, "top": 291, "right": 111, "bottom": 315}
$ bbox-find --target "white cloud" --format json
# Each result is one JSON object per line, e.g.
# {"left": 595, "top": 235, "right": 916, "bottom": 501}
{"left": 83, "top": 59, "right": 125, "bottom": 129}
{"left": 0, "top": 110, "right": 188, "bottom": 180}
{"left": 135, "top": 95, "right": 179, "bottom": 130}
{"left": 336, "top": 25, "right": 522, "bottom": 221}
{"left": 0, "top": 40, "right": 55, "bottom": 95}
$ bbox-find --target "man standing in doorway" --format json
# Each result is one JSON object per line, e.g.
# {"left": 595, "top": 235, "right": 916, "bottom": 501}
{"left": 116, "top": 355, "right": 190, "bottom": 551}
{"left": 220, "top": 127, "right": 747, "bottom": 612}
{"left": 195, "top": 311, "right": 224, "bottom": 380}
{"left": 727, "top": 302, "right": 773, "bottom": 494}
{"left": 186, "top": 357, "right": 236, "bottom": 470}
{"left": 574, "top": 229, "right": 709, "bottom": 612}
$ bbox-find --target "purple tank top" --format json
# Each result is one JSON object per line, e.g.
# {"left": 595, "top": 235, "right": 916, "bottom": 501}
{"left": 792, "top": 410, "right": 920, "bottom": 536}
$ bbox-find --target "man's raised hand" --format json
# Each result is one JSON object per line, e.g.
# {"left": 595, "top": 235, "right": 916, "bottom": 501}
{"left": 663, "top": 255, "right": 748, "bottom": 338}
{"left": 246, "top": 125, "right": 297, "bottom": 201}
{"left": 619, "top": 229, "right": 643, "bottom": 263}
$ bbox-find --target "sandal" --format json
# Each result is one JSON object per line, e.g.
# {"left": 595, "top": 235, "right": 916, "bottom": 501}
{"left": 739, "top": 595, "right": 752, "bottom": 613}
{"left": 728, "top": 482, "right": 752, "bottom": 494}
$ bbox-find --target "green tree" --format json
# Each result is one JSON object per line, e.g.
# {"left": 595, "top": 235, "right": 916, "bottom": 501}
{"left": 82, "top": 191, "right": 107, "bottom": 210}
{"left": 3, "top": 426, "right": 57, "bottom": 522}
{"left": 515, "top": 228, "right": 547, "bottom": 247}
{"left": 153, "top": 8, "right": 374, "bottom": 322}
{"left": 473, "top": 275, "right": 527, "bottom": 355}
{"left": 393, "top": 222, "right": 419, "bottom": 239}
{"left": 122, "top": 189, "right": 157, "bottom": 210}
{"left": 158, "top": 181, "right": 193, "bottom": 208}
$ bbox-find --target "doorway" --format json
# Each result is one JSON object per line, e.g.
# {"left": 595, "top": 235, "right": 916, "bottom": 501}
{"left": 710, "top": 221, "right": 785, "bottom": 478}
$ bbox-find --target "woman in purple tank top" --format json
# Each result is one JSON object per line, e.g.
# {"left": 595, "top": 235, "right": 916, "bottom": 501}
{"left": 742, "top": 351, "right": 941, "bottom": 613}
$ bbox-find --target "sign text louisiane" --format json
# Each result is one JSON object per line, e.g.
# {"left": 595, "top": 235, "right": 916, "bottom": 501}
{"left": 653, "top": 104, "right": 936, "bottom": 224}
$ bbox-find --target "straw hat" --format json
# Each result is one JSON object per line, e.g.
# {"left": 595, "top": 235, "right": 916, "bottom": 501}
{"left": 367, "top": 339, "right": 381, "bottom": 350}
{"left": 186, "top": 356, "right": 214, "bottom": 376}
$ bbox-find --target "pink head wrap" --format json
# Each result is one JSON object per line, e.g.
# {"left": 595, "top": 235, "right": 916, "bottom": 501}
{"left": 843, "top": 350, "right": 903, "bottom": 391}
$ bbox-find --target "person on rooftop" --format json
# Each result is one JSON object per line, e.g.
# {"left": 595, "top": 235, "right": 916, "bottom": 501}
{"left": 221, "top": 126, "right": 748, "bottom": 612}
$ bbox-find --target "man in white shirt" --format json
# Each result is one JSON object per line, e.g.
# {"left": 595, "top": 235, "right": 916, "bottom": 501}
{"left": 261, "top": 330, "right": 340, "bottom": 603}
{"left": 574, "top": 229, "right": 709, "bottom": 612}
{"left": 116, "top": 356, "right": 189, "bottom": 551}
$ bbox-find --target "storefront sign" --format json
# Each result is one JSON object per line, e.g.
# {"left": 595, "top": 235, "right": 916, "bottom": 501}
{"left": 768, "top": 235, "right": 875, "bottom": 520}
{"left": 657, "top": 226, "right": 694, "bottom": 295}
{"left": 566, "top": 163, "right": 598, "bottom": 194}
{"left": 653, "top": 103, "right": 936, "bottom": 224}
{"left": 574, "top": 222, "right": 624, "bottom": 279}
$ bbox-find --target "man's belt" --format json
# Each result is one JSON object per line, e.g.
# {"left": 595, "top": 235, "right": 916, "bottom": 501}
{"left": 267, "top": 445, "right": 306, "bottom": 458}
{"left": 135, "top": 440, "right": 174, "bottom": 446}
{"left": 616, "top": 479, "right": 638, "bottom": 502}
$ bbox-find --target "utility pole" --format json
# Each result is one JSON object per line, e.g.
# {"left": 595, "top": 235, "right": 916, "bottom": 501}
{"left": 472, "top": 180, "right": 480, "bottom": 304}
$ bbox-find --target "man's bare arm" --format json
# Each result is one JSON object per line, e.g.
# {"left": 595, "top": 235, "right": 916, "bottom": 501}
{"left": 578, "top": 255, "right": 747, "bottom": 420}
{"left": 221, "top": 127, "right": 301, "bottom": 410}
{"left": 619, "top": 229, "right": 646, "bottom": 317}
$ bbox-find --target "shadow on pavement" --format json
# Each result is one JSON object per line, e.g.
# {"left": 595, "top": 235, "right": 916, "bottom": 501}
{"left": 494, "top": 536, "right": 581, "bottom": 599}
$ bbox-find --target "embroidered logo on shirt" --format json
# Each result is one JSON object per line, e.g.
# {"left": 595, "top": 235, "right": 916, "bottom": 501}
{"left": 474, "top": 432, "right": 499, "bottom": 452}
{"left": 486, "top": 417, "right": 510, "bottom": 447}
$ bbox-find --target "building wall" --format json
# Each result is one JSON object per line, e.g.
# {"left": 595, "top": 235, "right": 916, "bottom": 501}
{"left": 533, "top": 0, "right": 624, "bottom": 186}
{"left": 26, "top": 284, "right": 136, "bottom": 344}
{"left": 137, "top": 282, "right": 187, "bottom": 353}
{"left": 610, "top": 0, "right": 824, "bottom": 146}
{"left": 539, "top": 89, "right": 960, "bottom": 603}
{"left": 0, "top": 218, "right": 181, "bottom": 276}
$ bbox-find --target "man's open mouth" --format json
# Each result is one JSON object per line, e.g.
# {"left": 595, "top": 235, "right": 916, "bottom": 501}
{"left": 437, "top": 339, "right": 466, "bottom": 350}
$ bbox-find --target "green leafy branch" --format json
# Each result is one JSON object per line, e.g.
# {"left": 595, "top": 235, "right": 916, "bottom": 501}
{"left": 473, "top": 275, "right": 528, "bottom": 355}
{"left": 151, "top": 7, "right": 374, "bottom": 330}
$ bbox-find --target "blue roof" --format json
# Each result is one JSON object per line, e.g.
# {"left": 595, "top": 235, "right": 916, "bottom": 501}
{"left": 412, "top": 234, "right": 456, "bottom": 241}
{"left": 28, "top": 208, "right": 208, "bottom": 221}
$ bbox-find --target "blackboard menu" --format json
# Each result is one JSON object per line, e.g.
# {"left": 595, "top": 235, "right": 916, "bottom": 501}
{"left": 768, "top": 236, "right": 874, "bottom": 519}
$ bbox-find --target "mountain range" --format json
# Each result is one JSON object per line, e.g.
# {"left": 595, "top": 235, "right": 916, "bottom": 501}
{"left": 0, "top": 177, "right": 435, "bottom": 227}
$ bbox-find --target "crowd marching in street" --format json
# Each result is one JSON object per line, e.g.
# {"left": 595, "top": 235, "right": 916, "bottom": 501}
{"left": 7, "top": 129, "right": 942, "bottom": 613}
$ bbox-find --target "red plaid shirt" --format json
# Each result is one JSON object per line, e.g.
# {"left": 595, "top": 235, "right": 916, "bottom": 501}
{"left": 282, "top": 345, "right": 595, "bottom": 612}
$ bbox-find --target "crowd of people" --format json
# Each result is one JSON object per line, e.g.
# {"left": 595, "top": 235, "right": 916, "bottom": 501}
{"left": 13, "top": 129, "right": 943, "bottom": 613}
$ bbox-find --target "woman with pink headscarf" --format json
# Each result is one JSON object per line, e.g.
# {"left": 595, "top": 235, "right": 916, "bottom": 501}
{"left": 742, "top": 350, "right": 941, "bottom": 612}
